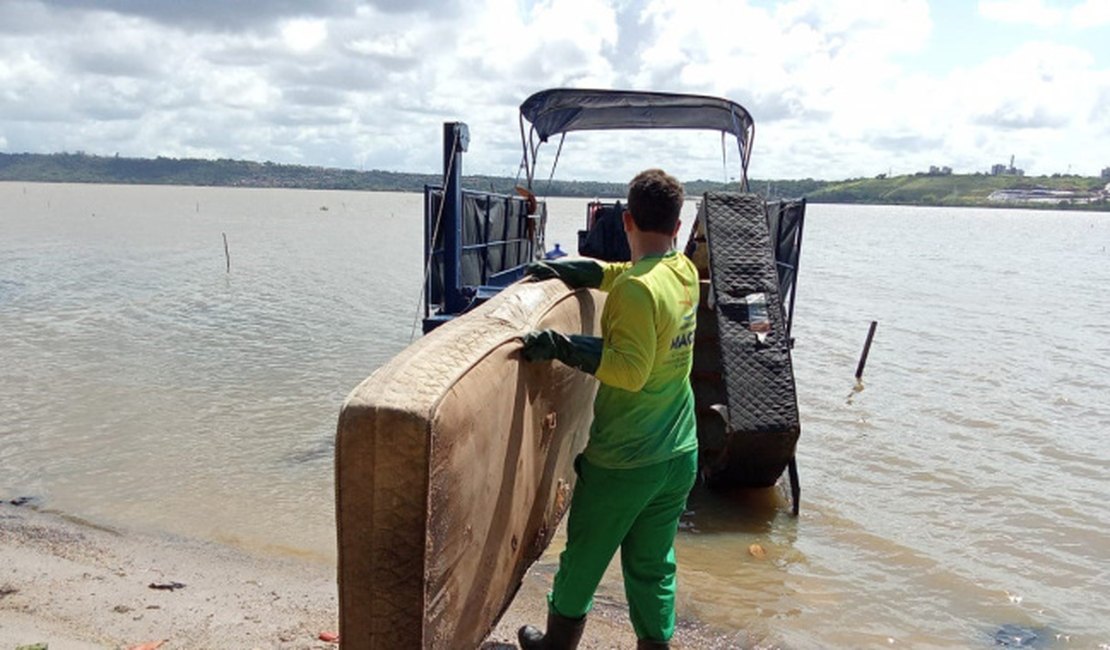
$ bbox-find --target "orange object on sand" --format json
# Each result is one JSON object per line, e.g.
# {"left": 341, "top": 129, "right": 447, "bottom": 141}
{"left": 127, "top": 641, "right": 167, "bottom": 650}
{"left": 319, "top": 631, "right": 340, "bottom": 643}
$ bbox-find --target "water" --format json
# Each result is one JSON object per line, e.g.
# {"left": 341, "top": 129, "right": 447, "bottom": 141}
{"left": 2, "top": 183, "right": 1108, "bottom": 647}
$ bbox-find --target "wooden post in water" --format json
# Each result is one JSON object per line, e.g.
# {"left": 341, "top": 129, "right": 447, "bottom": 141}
{"left": 855, "top": 320, "right": 878, "bottom": 380}
{"left": 222, "top": 233, "right": 230, "bottom": 273}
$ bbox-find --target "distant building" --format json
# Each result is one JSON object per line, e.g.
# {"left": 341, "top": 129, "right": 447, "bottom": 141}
{"left": 924, "top": 165, "right": 953, "bottom": 176}
{"left": 1102, "top": 167, "right": 1110, "bottom": 180}
{"left": 990, "top": 157, "right": 1024, "bottom": 176}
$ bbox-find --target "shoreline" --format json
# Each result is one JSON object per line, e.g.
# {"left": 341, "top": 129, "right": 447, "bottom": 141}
{"left": 1, "top": 503, "right": 751, "bottom": 649}
{"left": 4, "top": 176, "right": 1109, "bottom": 213}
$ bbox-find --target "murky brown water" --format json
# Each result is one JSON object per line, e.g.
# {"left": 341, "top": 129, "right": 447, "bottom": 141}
{"left": 2, "top": 183, "right": 1108, "bottom": 647}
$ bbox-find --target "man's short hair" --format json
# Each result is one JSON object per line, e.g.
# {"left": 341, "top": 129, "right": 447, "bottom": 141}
{"left": 627, "top": 168, "right": 684, "bottom": 235}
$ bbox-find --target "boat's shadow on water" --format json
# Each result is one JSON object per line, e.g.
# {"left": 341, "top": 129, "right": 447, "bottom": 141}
{"left": 681, "top": 481, "right": 792, "bottom": 536}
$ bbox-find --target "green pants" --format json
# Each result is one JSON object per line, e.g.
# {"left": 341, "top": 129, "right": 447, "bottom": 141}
{"left": 549, "top": 451, "right": 697, "bottom": 642}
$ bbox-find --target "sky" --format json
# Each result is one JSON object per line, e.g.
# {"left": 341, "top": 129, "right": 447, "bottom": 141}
{"left": 1, "top": 0, "right": 1109, "bottom": 181}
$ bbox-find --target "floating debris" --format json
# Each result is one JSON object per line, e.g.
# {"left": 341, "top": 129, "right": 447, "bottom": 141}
{"left": 748, "top": 543, "right": 767, "bottom": 559}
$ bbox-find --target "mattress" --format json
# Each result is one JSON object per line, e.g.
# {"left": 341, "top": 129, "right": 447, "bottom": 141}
{"left": 335, "top": 279, "right": 603, "bottom": 648}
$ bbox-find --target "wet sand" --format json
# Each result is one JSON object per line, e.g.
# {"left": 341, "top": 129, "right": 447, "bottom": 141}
{"left": 0, "top": 502, "right": 336, "bottom": 649}
{"left": 0, "top": 502, "right": 748, "bottom": 649}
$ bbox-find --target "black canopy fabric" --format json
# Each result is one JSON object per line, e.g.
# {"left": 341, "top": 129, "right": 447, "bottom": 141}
{"left": 519, "top": 88, "right": 754, "bottom": 143}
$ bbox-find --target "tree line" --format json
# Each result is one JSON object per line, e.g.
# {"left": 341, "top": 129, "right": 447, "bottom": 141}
{"left": 2, "top": 151, "right": 1106, "bottom": 209}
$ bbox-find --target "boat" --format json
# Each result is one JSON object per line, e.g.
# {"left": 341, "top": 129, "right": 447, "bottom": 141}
{"left": 335, "top": 88, "right": 806, "bottom": 648}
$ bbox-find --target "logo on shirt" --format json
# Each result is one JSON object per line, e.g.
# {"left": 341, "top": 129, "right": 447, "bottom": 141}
{"left": 670, "top": 331, "right": 695, "bottom": 350}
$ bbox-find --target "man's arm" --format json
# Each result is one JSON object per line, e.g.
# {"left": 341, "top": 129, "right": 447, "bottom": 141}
{"left": 598, "top": 261, "right": 633, "bottom": 292}
{"left": 594, "top": 280, "right": 656, "bottom": 392}
{"left": 525, "top": 258, "right": 632, "bottom": 293}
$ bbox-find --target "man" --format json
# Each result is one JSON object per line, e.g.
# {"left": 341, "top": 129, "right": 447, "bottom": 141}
{"left": 518, "top": 168, "right": 699, "bottom": 650}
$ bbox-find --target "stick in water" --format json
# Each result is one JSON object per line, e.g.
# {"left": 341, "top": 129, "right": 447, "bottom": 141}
{"left": 223, "top": 233, "right": 230, "bottom": 273}
{"left": 855, "top": 320, "right": 878, "bottom": 380}
{"left": 846, "top": 320, "right": 878, "bottom": 404}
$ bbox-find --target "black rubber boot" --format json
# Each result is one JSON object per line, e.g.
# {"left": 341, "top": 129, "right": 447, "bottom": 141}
{"left": 517, "top": 609, "right": 586, "bottom": 649}
{"left": 636, "top": 640, "right": 670, "bottom": 650}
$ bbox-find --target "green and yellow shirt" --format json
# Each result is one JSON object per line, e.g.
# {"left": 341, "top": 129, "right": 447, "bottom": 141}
{"left": 585, "top": 250, "right": 699, "bottom": 469}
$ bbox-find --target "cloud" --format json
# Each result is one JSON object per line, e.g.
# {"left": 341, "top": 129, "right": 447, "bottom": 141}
{"left": 978, "top": 0, "right": 1064, "bottom": 26}
{"left": 941, "top": 41, "right": 1109, "bottom": 174}
{"left": 865, "top": 132, "right": 946, "bottom": 153}
{"left": 973, "top": 103, "right": 1070, "bottom": 130}
{"left": 281, "top": 19, "right": 328, "bottom": 53}
{"left": 628, "top": 0, "right": 931, "bottom": 122}
{"left": 959, "top": 42, "right": 1095, "bottom": 130}
{"left": 1092, "top": 84, "right": 1110, "bottom": 129}
{"left": 980, "top": 0, "right": 1110, "bottom": 28}
{"left": 1070, "top": 0, "right": 1110, "bottom": 27}
{"left": 0, "top": 0, "right": 1107, "bottom": 179}
{"left": 33, "top": 0, "right": 353, "bottom": 31}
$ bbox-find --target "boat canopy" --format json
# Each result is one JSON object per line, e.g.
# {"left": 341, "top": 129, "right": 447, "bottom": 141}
{"left": 518, "top": 88, "right": 755, "bottom": 190}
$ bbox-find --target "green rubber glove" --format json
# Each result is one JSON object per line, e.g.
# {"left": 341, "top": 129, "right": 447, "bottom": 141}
{"left": 521, "top": 330, "right": 603, "bottom": 375}
{"left": 525, "top": 259, "right": 604, "bottom": 289}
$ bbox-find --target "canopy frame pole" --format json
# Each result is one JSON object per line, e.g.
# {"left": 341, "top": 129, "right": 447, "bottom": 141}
{"left": 518, "top": 112, "right": 533, "bottom": 189}
{"left": 543, "top": 133, "right": 566, "bottom": 199}
{"left": 720, "top": 131, "right": 729, "bottom": 184}
{"left": 730, "top": 108, "right": 754, "bottom": 192}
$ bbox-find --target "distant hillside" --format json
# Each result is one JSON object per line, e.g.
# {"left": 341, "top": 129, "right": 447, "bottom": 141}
{"left": 0, "top": 152, "right": 630, "bottom": 198}
{"left": 2, "top": 152, "right": 1107, "bottom": 210}
{"left": 809, "top": 172, "right": 1109, "bottom": 209}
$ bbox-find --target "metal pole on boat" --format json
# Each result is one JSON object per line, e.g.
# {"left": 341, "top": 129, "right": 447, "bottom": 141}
{"left": 787, "top": 457, "right": 800, "bottom": 517}
{"left": 442, "top": 122, "right": 469, "bottom": 314}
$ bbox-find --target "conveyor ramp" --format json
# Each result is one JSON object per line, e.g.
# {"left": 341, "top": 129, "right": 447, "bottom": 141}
{"left": 687, "top": 192, "right": 803, "bottom": 490}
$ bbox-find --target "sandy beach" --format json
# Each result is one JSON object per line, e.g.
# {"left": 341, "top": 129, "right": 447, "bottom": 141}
{"left": 1, "top": 501, "right": 749, "bottom": 649}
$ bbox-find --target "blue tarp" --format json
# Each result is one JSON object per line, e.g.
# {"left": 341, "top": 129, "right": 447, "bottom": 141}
{"left": 519, "top": 88, "right": 754, "bottom": 143}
